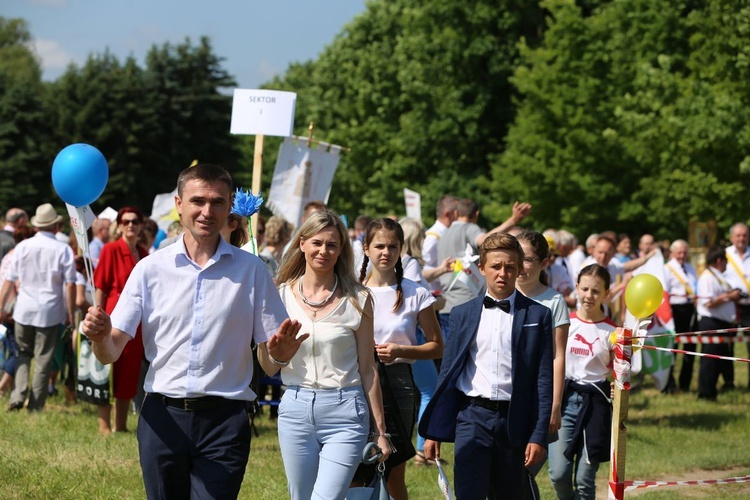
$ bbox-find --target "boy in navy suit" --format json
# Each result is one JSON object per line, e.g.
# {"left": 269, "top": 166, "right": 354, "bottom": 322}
{"left": 419, "top": 232, "right": 553, "bottom": 499}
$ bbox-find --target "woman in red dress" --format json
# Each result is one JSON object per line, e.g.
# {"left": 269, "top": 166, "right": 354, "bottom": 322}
{"left": 93, "top": 207, "right": 149, "bottom": 434}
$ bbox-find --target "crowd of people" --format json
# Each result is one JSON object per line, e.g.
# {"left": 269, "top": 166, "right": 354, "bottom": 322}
{"left": 1, "top": 166, "right": 748, "bottom": 499}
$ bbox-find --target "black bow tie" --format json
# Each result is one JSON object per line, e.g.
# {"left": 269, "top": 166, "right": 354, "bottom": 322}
{"left": 484, "top": 296, "right": 511, "bottom": 312}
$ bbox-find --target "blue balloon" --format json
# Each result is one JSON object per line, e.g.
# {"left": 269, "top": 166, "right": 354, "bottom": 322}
{"left": 51, "top": 143, "right": 109, "bottom": 207}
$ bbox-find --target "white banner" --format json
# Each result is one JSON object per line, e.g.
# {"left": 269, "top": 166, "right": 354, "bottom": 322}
{"left": 267, "top": 137, "right": 342, "bottom": 227}
{"left": 403, "top": 188, "right": 422, "bottom": 221}
{"left": 66, "top": 204, "right": 96, "bottom": 253}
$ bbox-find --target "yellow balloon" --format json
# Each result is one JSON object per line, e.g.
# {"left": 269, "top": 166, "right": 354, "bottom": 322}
{"left": 625, "top": 274, "right": 664, "bottom": 318}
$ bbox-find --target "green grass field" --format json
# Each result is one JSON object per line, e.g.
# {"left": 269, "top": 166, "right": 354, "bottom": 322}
{"left": 1, "top": 349, "right": 750, "bottom": 499}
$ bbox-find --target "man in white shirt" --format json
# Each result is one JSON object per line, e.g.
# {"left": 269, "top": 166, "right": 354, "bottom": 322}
{"left": 664, "top": 239, "right": 698, "bottom": 391}
{"left": 83, "top": 164, "right": 307, "bottom": 498}
{"left": 697, "top": 246, "right": 741, "bottom": 400}
{"left": 0, "top": 203, "right": 76, "bottom": 412}
{"left": 723, "top": 222, "right": 750, "bottom": 386}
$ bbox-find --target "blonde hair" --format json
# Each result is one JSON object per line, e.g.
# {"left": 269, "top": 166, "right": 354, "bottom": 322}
{"left": 277, "top": 210, "right": 369, "bottom": 313}
{"left": 398, "top": 217, "right": 425, "bottom": 267}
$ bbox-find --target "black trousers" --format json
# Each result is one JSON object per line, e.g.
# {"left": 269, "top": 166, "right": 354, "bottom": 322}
{"left": 454, "top": 400, "right": 525, "bottom": 499}
{"left": 697, "top": 317, "right": 735, "bottom": 400}
{"left": 138, "top": 394, "right": 251, "bottom": 499}
{"left": 672, "top": 303, "right": 696, "bottom": 391}
{"left": 739, "top": 304, "right": 750, "bottom": 385}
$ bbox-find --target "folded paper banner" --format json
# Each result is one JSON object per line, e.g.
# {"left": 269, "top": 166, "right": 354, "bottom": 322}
{"left": 404, "top": 188, "right": 422, "bottom": 221}
{"left": 150, "top": 189, "right": 179, "bottom": 231}
{"left": 66, "top": 204, "right": 96, "bottom": 253}
{"left": 445, "top": 244, "right": 483, "bottom": 296}
{"left": 267, "top": 137, "right": 342, "bottom": 227}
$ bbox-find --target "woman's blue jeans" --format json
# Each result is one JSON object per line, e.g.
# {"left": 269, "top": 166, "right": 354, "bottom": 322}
{"left": 548, "top": 389, "right": 600, "bottom": 500}
{"left": 277, "top": 385, "right": 370, "bottom": 500}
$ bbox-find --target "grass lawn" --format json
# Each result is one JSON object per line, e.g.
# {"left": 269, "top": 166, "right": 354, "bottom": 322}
{"left": 1, "top": 347, "right": 749, "bottom": 499}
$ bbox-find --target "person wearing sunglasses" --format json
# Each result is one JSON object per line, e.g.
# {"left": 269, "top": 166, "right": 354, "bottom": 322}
{"left": 92, "top": 206, "right": 149, "bottom": 434}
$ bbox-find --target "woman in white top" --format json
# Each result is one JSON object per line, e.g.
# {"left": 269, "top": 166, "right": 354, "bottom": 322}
{"left": 259, "top": 210, "right": 390, "bottom": 500}
{"left": 548, "top": 264, "right": 616, "bottom": 500}
{"left": 358, "top": 218, "right": 443, "bottom": 499}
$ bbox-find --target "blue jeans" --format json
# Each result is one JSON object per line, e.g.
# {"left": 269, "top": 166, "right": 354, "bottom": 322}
{"left": 278, "top": 385, "right": 369, "bottom": 500}
{"left": 548, "top": 389, "right": 600, "bottom": 500}
{"left": 411, "top": 328, "right": 437, "bottom": 452}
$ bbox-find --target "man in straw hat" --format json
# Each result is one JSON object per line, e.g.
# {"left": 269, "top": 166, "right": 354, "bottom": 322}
{"left": 0, "top": 203, "right": 76, "bottom": 412}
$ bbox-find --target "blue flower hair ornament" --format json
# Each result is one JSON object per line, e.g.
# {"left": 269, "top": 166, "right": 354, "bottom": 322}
{"left": 231, "top": 188, "right": 263, "bottom": 217}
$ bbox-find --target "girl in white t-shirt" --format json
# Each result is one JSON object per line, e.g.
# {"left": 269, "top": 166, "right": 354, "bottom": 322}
{"left": 359, "top": 218, "right": 444, "bottom": 500}
{"left": 548, "top": 264, "right": 616, "bottom": 500}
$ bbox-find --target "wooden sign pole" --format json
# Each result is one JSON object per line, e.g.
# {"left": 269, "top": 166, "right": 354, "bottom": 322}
{"left": 250, "top": 133, "right": 264, "bottom": 249}
{"left": 609, "top": 327, "right": 633, "bottom": 500}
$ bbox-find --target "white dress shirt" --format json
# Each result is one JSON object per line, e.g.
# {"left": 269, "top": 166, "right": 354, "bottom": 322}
{"left": 724, "top": 245, "right": 750, "bottom": 305}
{"left": 110, "top": 235, "right": 288, "bottom": 401}
{"left": 6, "top": 231, "right": 76, "bottom": 327}
{"left": 697, "top": 267, "right": 736, "bottom": 323}
{"left": 664, "top": 258, "right": 697, "bottom": 305}
{"left": 457, "top": 291, "right": 516, "bottom": 401}
{"left": 422, "top": 220, "right": 449, "bottom": 294}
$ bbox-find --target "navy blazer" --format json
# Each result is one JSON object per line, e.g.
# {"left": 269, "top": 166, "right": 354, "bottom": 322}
{"left": 419, "top": 292, "right": 554, "bottom": 447}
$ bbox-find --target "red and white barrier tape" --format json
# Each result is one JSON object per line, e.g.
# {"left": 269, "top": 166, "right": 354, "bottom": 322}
{"left": 639, "top": 344, "right": 750, "bottom": 363}
{"left": 675, "top": 335, "right": 749, "bottom": 344}
{"left": 625, "top": 474, "right": 750, "bottom": 491}
{"left": 628, "top": 326, "right": 750, "bottom": 341}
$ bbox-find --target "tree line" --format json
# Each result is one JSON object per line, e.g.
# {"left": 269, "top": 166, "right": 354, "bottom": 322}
{"left": 2, "top": 0, "right": 749, "bottom": 241}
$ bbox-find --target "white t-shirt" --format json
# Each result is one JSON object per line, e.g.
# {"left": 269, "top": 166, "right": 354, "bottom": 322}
{"left": 401, "top": 255, "right": 425, "bottom": 284}
{"left": 566, "top": 312, "right": 617, "bottom": 384}
{"left": 369, "top": 278, "right": 436, "bottom": 364}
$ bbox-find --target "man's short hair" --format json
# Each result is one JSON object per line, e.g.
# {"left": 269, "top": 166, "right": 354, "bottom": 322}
{"left": 479, "top": 232, "right": 524, "bottom": 266}
{"left": 302, "top": 200, "right": 327, "bottom": 221}
{"left": 457, "top": 198, "right": 479, "bottom": 218}
{"left": 557, "top": 229, "right": 577, "bottom": 247}
{"left": 707, "top": 246, "right": 727, "bottom": 265}
{"left": 177, "top": 163, "right": 233, "bottom": 197}
{"left": 354, "top": 215, "right": 372, "bottom": 231}
{"left": 435, "top": 195, "right": 459, "bottom": 218}
{"left": 730, "top": 222, "right": 749, "bottom": 236}
{"left": 670, "top": 239, "right": 688, "bottom": 252}
{"left": 596, "top": 235, "right": 617, "bottom": 252}
{"left": 5, "top": 208, "right": 27, "bottom": 225}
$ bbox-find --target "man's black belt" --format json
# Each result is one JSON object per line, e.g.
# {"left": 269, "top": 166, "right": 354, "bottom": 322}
{"left": 469, "top": 396, "right": 510, "bottom": 412}
{"left": 150, "top": 393, "right": 231, "bottom": 412}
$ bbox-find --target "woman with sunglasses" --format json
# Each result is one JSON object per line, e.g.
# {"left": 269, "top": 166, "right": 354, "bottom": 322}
{"left": 93, "top": 206, "right": 149, "bottom": 434}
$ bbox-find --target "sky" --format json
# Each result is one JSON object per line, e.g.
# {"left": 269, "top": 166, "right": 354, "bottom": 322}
{"left": 4, "top": 0, "right": 368, "bottom": 88}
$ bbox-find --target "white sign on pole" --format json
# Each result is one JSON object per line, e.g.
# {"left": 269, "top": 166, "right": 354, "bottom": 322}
{"left": 66, "top": 203, "right": 96, "bottom": 252}
{"left": 230, "top": 89, "right": 297, "bottom": 137}
{"left": 404, "top": 188, "right": 422, "bottom": 221}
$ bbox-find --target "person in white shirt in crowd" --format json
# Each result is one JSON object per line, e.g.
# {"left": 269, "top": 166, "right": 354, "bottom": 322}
{"left": 723, "top": 222, "right": 750, "bottom": 387}
{"left": 0, "top": 203, "right": 76, "bottom": 412}
{"left": 615, "top": 233, "right": 632, "bottom": 263}
{"left": 88, "top": 218, "right": 111, "bottom": 266}
{"left": 422, "top": 195, "right": 459, "bottom": 299}
{"left": 543, "top": 230, "right": 575, "bottom": 302}
{"left": 638, "top": 234, "right": 656, "bottom": 258}
{"left": 664, "top": 239, "right": 699, "bottom": 392}
{"left": 82, "top": 164, "right": 300, "bottom": 498}
{"left": 696, "top": 246, "right": 742, "bottom": 400}
{"left": 351, "top": 214, "right": 372, "bottom": 275}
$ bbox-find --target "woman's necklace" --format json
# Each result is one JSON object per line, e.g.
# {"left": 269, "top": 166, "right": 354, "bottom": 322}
{"left": 298, "top": 275, "right": 339, "bottom": 317}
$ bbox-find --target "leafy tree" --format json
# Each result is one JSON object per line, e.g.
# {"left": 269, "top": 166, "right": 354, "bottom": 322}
{"left": 0, "top": 18, "right": 51, "bottom": 211}
{"left": 267, "top": 0, "right": 546, "bottom": 225}
{"left": 492, "top": 0, "right": 750, "bottom": 240}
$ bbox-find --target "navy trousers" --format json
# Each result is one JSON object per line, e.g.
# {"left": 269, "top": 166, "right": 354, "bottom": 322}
{"left": 454, "top": 400, "right": 525, "bottom": 499}
{"left": 137, "top": 394, "right": 251, "bottom": 499}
